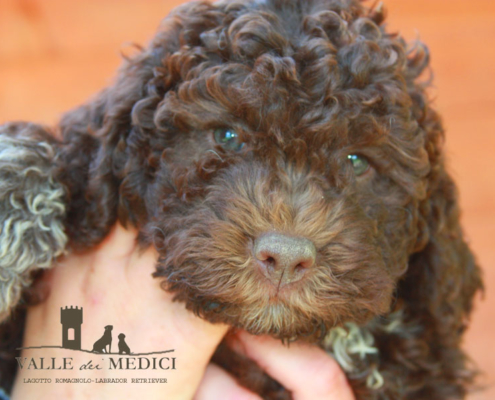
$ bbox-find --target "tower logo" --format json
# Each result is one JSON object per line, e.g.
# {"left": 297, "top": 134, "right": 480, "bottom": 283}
{"left": 61, "top": 306, "right": 83, "bottom": 351}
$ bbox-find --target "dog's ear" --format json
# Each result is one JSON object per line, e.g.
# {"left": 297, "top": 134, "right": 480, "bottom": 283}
{"left": 401, "top": 165, "right": 483, "bottom": 337}
{"left": 57, "top": 24, "right": 191, "bottom": 248}
{"left": 0, "top": 123, "right": 68, "bottom": 321}
{"left": 56, "top": 47, "right": 168, "bottom": 249}
{"left": 56, "top": 91, "right": 119, "bottom": 250}
{"left": 390, "top": 112, "right": 483, "bottom": 395}
{"left": 395, "top": 40, "right": 483, "bottom": 343}
{"left": 397, "top": 98, "right": 483, "bottom": 364}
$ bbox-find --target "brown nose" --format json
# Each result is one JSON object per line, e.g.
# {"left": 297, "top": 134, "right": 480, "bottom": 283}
{"left": 254, "top": 233, "right": 316, "bottom": 287}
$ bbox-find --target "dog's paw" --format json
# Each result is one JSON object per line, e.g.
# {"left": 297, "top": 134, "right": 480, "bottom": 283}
{"left": 0, "top": 123, "right": 68, "bottom": 321}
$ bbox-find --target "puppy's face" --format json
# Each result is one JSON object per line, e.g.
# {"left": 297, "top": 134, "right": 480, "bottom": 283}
{"left": 146, "top": 0, "right": 431, "bottom": 339}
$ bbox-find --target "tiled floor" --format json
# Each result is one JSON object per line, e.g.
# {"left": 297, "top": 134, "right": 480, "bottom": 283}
{"left": 0, "top": 0, "right": 493, "bottom": 398}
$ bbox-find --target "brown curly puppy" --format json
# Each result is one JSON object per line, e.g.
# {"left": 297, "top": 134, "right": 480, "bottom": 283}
{"left": 0, "top": 0, "right": 483, "bottom": 399}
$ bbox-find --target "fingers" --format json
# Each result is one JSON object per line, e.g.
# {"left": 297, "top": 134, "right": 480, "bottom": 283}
{"left": 194, "top": 364, "right": 262, "bottom": 400}
{"left": 234, "top": 331, "right": 355, "bottom": 400}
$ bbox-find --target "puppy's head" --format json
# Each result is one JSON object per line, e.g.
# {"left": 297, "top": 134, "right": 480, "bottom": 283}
{"left": 74, "top": 0, "right": 479, "bottom": 341}
{"left": 142, "top": 0, "right": 423, "bottom": 339}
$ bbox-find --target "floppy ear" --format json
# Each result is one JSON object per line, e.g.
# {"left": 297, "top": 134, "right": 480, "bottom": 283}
{"left": 56, "top": 93, "right": 118, "bottom": 250}
{"left": 56, "top": 45, "right": 166, "bottom": 249}
{"left": 393, "top": 101, "right": 483, "bottom": 393}
{"left": 56, "top": 13, "right": 195, "bottom": 248}
{"left": 398, "top": 40, "right": 483, "bottom": 343}
{"left": 402, "top": 165, "right": 483, "bottom": 339}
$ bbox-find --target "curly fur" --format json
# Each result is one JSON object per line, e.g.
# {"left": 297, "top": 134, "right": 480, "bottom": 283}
{"left": 0, "top": 0, "right": 483, "bottom": 398}
{"left": 0, "top": 123, "right": 67, "bottom": 321}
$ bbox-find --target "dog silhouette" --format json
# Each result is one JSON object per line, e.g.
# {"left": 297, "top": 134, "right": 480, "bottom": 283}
{"left": 92, "top": 325, "right": 113, "bottom": 353}
{"left": 118, "top": 333, "right": 131, "bottom": 355}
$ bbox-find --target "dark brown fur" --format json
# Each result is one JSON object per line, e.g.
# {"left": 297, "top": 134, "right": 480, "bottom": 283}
{"left": 0, "top": 0, "right": 483, "bottom": 398}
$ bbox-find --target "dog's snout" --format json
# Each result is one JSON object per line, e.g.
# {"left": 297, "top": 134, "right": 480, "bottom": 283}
{"left": 254, "top": 233, "right": 316, "bottom": 287}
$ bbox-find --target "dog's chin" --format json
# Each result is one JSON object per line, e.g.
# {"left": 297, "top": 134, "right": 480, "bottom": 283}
{"left": 238, "top": 304, "right": 332, "bottom": 341}
{"left": 186, "top": 286, "right": 389, "bottom": 341}
{"left": 191, "top": 291, "right": 344, "bottom": 341}
{"left": 171, "top": 274, "right": 384, "bottom": 341}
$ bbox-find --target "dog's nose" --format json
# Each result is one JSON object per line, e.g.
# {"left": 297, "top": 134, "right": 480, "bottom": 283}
{"left": 254, "top": 233, "right": 316, "bottom": 287}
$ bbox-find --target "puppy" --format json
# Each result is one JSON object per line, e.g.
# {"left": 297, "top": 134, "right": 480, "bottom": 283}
{"left": 92, "top": 325, "right": 113, "bottom": 354}
{"left": 118, "top": 333, "right": 131, "bottom": 355}
{"left": 0, "top": 0, "right": 483, "bottom": 398}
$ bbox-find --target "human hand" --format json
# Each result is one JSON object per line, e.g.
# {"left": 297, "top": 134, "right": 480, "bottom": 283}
{"left": 11, "top": 223, "right": 229, "bottom": 400}
{"left": 195, "top": 331, "right": 356, "bottom": 400}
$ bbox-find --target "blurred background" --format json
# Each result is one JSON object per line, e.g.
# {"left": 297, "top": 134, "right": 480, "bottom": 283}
{"left": 0, "top": 0, "right": 493, "bottom": 398}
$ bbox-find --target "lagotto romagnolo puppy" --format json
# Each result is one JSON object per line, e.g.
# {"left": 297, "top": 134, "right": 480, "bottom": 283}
{"left": 0, "top": 0, "right": 483, "bottom": 398}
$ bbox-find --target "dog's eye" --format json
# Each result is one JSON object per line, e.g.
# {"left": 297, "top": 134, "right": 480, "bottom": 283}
{"left": 214, "top": 128, "right": 244, "bottom": 151}
{"left": 348, "top": 154, "right": 370, "bottom": 176}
